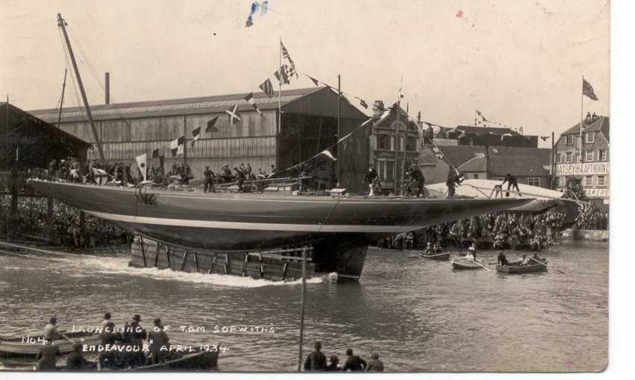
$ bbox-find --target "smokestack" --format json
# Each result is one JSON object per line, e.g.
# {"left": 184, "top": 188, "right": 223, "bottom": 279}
{"left": 105, "top": 72, "right": 110, "bottom": 104}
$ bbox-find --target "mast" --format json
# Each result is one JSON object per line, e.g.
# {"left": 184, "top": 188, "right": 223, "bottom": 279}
{"left": 57, "top": 69, "right": 67, "bottom": 128}
{"left": 277, "top": 37, "right": 282, "bottom": 171}
{"left": 57, "top": 13, "right": 105, "bottom": 161}
{"left": 336, "top": 74, "right": 341, "bottom": 186}
{"left": 394, "top": 100, "right": 400, "bottom": 194}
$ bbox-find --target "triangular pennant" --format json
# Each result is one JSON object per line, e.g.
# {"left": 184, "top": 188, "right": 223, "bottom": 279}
{"left": 206, "top": 116, "right": 219, "bottom": 133}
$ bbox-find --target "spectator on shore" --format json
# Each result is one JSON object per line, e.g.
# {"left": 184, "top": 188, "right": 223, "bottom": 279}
{"left": 366, "top": 353, "right": 384, "bottom": 372}
{"left": 342, "top": 348, "right": 366, "bottom": 372}
{"left": 303, "top": 341, "right": 327, "bottom": 371}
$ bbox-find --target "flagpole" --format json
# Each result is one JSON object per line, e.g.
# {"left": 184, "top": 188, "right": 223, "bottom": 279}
{"left": 277, "top": 37, "right": 282, "bottom": 171}
{"left": 580, "top": 75, "right": 584, "bottom": 164}
{"left": 337, "top": 74, "right": 341, "bottom": 187}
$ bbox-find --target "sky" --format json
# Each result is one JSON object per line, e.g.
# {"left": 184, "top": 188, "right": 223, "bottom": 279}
{"left": 0, "top": 0, "right": 610, "bottom": 147}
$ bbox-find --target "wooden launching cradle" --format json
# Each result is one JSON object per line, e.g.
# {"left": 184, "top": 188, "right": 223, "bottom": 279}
{"left": 131, "top": 236, "right": 316, "bottom": 281}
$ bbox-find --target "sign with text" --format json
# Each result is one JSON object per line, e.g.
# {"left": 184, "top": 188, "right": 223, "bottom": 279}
{"left": 584, "top": 188, "right": 610, "bottom": 198}
{"left": 556, "top": 163, "right": 609, "bottom": 176}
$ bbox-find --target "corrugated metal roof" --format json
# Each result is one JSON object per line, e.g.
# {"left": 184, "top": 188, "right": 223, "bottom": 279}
{"left": 29, "top": 87, "right": 326, "bottom": 124}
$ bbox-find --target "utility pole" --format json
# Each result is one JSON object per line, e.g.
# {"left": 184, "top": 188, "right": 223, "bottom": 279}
{"left": 57, "top": 13, "right": 105, "bottom": 161}
{"left": 336, "top": 74, "right": 341, "bottom": 186}
{"left": 57, "top": 69, "right": 67, "bottom": 127}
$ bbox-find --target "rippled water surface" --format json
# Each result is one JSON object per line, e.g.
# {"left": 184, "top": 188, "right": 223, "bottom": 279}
{"left": 0, "top": 240, "right": 608, "bottom": 372}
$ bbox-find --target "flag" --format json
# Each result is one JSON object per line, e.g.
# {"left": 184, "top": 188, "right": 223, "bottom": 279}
{"left": 206, "top": 116, "right": 219, "bottom": 133}
{"left": 152, "top": 148, "right": 160, "bottom": 159}
{"left": 318, "top": 149, "right": 337, "bottom": 161}
{"left": 354, "top": 97, "right": 368, "bottom": 109}
{"left": 244, "top": 92, "right": 263, "bottom": 116}
{"left": 225, "top": 103, "right": 241, "bottom": 125}
{"left": 191, "top": 127, "right": 201, "bottom": 148}
{"left": 280, "top": 40, "right": 297, "bottom": 78}
{"left": 540, "top": 136, "right": 550, "bottom": 141}
{"left": 583, "top": 78, "right": 599, "bottom": 101}
{"left": 135, "top": 153, "right": 147, "bottom": 181}
{"left": 305, "top": 74, "right": 320, "bottom": 86}
{"left": 170, "top": 138, "right": 180, "bottom": 157}
{"left": 177, "top": 144, "right": 184, "bottom": 156}
{"left": 259, "top": 78, "right": 274, "bottom": 98}
{"left": 274, "top": 65, "right": 290, "bottom": 85}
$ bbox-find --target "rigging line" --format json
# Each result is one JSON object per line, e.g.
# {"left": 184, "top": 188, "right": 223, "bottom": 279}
{"left": 58, "top": 28, "right": 92, "bottom": 132}
{"left": 67, "top": 26, "right": 133, "bottom": 130}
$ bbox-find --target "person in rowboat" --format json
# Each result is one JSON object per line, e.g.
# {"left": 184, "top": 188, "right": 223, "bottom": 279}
{"left": 342, "top": 348, "right": 367, "bottom": 372}
{"left": 497, "top": 251, "right": 509, "bottom": 266}
{"left": 44, "top": 316, "right": 59, "bottom": 341}
{"left": 520, "top": 255, "right": 530, "bottom": 265}
{"left": 424, "top": 242, "right": 433, "bottom": 255}
{"left": 433, "top": 241, "right": 442, "bottom": 254}
{"left": 66, "top": 343, "right": 91, "bottom": 370}
{"left": 148, "top": 318, "right": 170, "bottom": 364}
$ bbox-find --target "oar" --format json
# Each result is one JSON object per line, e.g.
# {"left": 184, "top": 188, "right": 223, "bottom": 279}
{"left": 469, "top": 259, "right": 491, "bottom": 271}
{"left": 530, "top": 257, "right": 565, "bottom": 274}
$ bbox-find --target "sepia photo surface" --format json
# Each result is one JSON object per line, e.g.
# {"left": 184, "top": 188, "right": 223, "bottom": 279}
{"left": 0, "top": 0, "right": 609, "bottom": 374}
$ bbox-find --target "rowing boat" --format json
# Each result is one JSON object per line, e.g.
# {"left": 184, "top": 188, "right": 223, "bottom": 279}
{"left": 419, "top": 252, "right": 450, "bottom": 261}
{"left": 496, "top": 259, "right": 548, "bottom": 274}
{"left": 129, "top": 347, "right": 219, "bottom": 371}
{"left": 451, "top": 258, "right": 487, "bottom": 270}
{"left": 0, "top": 331, "right": 101, "bottom": 358}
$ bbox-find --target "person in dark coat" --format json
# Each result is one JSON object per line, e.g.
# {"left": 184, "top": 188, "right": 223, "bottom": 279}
{"left": 203, "top": 166, "right": 215, "bottom": 193}
{"left": 234, "top": 167, "right": 245, "bottom": 192}
{"left": 325, "top": 355, "right": 341, "bottom": 371}
{"left": 502, "top": 173, "right": 521, "bottom": 197}
{"left": 497, "top": 251, "right": 509, "bottom": 266}
{"left": 366, "top": 353, "right": 384, "bottom": 372}
{"left": 123, "top": 314, "right": 147, "bottom": 368}
{"left": 35, "top": 339, "right": 61, "bottom": 371}
{"left": 363, "top": 165, "right": 379, "bottom": 195}
{"left": 303, "top": 341, "right": 327, "bottom": 371}
{"left": 446, "top": 168, "right": 462, "bottom": 198}
{"left": 407, "top": 163, "right": 425, "bottom": 197}
{"left": 66, "top": 343, "right": 91, "bottom": 370}
{"left": 342, "top": 348, "right": 366, "bottom": 371}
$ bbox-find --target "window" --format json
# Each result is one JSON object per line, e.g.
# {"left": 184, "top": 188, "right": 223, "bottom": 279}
{"left": 565, "top": 135, "right": 573, "bottom": 145}
{"left": 473, "top": 174, "right": 479, "bottom": 179}
{"left": 585, "top": 150, "right": 595, "bottom": 162}
{"left": 597, "top": 175, "right": 606, "bottom": 187}
{"left": 584, "top": 176, "right": 593, "bottom": 187}
{"left": 386, "top": 161, "right": 394, "bottom": 181}
{"left": 377, "top": 135, "right": 390, "bottom": 150}
{"left": 565, "top": 152, "right": 573, "bottom": 163}
{"left": 527, "top": 178, "right": 540, "bottom": 187}
{"left": 556, "top": 153, "right": 562, "bottom": 163}
{"left": 599, "top": 150, "right": 607, "bottom": 161}
{"left": 406, "top": 136, "right": 417, "bottom": 151}
{"left": 586, "top": 132, "right": 595, "bottom": 143}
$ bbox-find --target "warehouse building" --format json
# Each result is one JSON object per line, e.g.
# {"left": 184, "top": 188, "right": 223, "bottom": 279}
{"left": 30, "top": 87, "right": 371, "bottom": 192}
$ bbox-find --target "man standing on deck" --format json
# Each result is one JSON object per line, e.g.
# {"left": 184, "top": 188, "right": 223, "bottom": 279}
{"left": 124, "top": 314, "right": 147, "bottom": 368}
{"left": 501, "top": 173, "right": 521, "bottom": 197}
{"left": 363, "top": 165, "right": 379, "bottom": 196}
{"left": 204, "top": 166, "right": 215, "bottom": 193}
{"left": 407, "top": 163, "right": 426, "bottom": 197}
{"left": 303, "top": 341, "right": 327, "bottom": 371}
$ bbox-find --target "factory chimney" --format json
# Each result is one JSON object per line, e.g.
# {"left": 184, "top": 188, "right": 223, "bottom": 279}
{"left": 105, "top": 72, "right": 110, "bottom": 104}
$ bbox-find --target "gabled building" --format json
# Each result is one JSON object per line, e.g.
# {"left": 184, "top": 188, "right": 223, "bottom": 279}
{"left": 368, "top": 102, "right": 421, "bottom": 193}
{"left": 554, "top": 114, "right": 609, "bottom": 208}
{"left": 419, "top": 145, "right": 551, "bottom": 187}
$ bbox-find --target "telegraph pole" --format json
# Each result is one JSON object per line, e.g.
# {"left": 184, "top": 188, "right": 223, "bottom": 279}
{"left": 57, "top": 13, "right": 105, "bottom": 161}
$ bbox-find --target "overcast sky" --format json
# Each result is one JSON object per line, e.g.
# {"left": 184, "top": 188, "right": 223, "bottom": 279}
{"left": 1, "top": 0, "right": 609, "bottom": 146}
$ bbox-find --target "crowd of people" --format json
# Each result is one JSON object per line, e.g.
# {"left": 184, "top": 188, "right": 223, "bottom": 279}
{"left": 35, "top": 313, "right": 184, "bottom": 371}
{"left": 376, "top": 210, "right": 569, "bottom": 251}
{"left": 576, "top": 205, "right": 609, "bottom": 230}
{"left": 303, "top": 341, "right": 384, "bottom": 372}
{"left": 0, "top": 196, "right": 131, "bottom": 247}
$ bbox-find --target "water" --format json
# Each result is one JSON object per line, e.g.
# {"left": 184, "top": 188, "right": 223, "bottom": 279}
{"left": 0, "top": 241, "right": 608, "bottom": 372}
